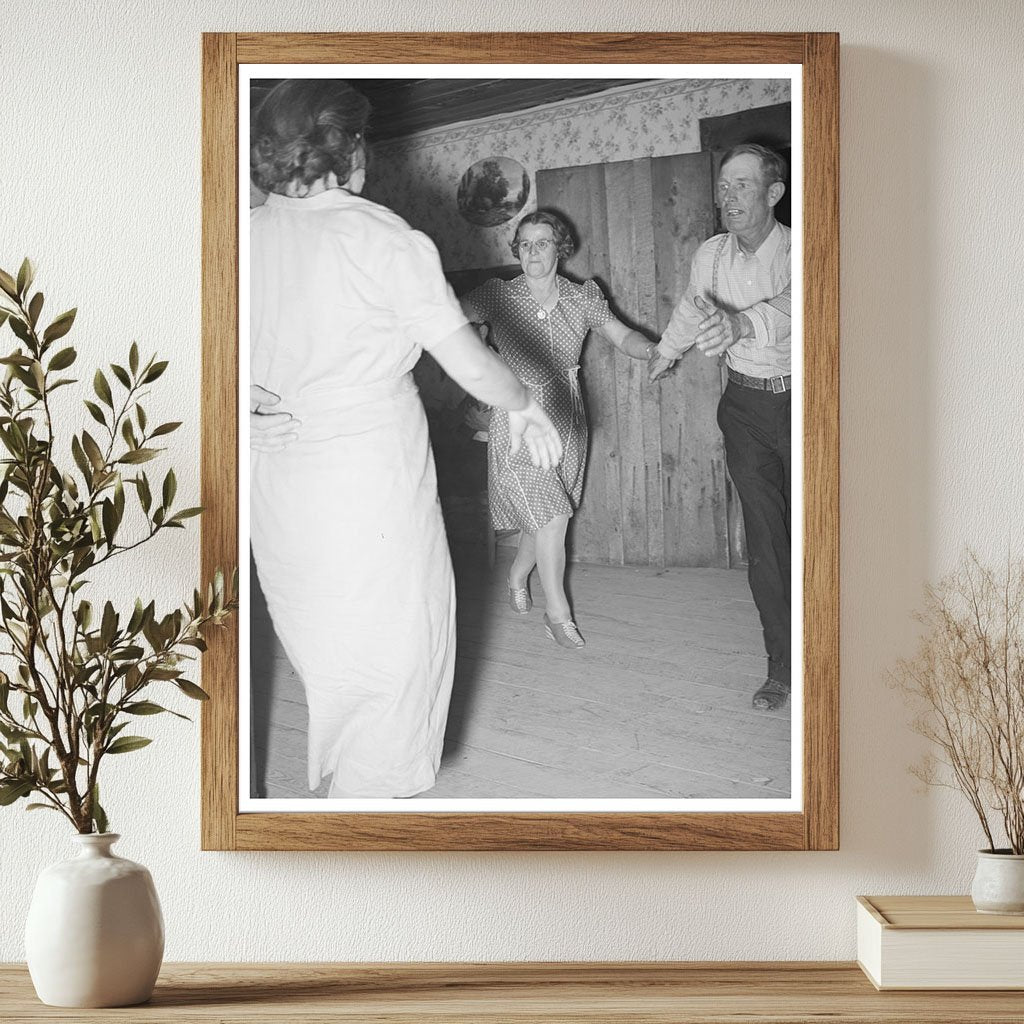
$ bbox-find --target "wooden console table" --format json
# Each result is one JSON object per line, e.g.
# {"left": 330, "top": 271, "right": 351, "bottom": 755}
{"left": 2, "top": 962, "right": 1023, "bottom": 1022}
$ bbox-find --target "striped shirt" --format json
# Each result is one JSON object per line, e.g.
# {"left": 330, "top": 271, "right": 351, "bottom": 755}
{"left": 657, "top": 221, "right": 791, "bottom": 378}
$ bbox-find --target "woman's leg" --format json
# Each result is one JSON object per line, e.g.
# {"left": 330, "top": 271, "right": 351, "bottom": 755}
{"left": 535, "top": 513, "right": 571, "bottom": 621}
{"left": 509, "top": 529, "right": 537, "bottom": 588}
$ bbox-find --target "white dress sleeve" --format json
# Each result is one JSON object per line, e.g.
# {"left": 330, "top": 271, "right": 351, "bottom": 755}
{"left": 386, "top": 228, "right": 468, "bottom": 351}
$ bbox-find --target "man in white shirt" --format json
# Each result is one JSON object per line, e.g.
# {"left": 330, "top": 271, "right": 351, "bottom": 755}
{"left": 650, "top": 144, "right": 792, "bottom": 711}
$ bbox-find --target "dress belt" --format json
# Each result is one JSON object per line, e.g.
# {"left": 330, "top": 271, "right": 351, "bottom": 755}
{"left": 727, "top": 366, "right": 791, "bottom": 394}
{"left": 278, "top": 374, "right": 420, "bottom": 443}
{"left": 522, "top": 365, "right": 583, "bottom": 423}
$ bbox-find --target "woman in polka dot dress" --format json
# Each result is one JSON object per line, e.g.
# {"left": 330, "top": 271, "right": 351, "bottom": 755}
{"left": 462, "top": 210, "right": 657, "bottom": 649}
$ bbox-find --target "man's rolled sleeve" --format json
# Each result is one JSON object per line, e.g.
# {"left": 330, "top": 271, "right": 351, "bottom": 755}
{"left": 657, "top": 295, "right": 699, "bottom": 359}
{"left": 657, "top": 240, "right": 717, "bottom": 359}
{"left": 744, "top": 285, "right": 791, "bottom": 350}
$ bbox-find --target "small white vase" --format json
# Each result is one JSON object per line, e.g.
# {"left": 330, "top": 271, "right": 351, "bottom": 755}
{"left": 24, "top": 833, "right": 164, "bottom": 1007}
{"left": 970, "top": 849, "right": 1024, "bottom": 915}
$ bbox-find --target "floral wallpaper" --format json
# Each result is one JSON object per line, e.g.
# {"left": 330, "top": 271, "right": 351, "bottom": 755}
{"left": 367, "top": 77, "right": 791, "bottom": 272}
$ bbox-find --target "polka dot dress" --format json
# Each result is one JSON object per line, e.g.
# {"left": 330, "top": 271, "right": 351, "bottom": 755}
{"left": 464, "top": 275, "right": 616, "bottom": 533}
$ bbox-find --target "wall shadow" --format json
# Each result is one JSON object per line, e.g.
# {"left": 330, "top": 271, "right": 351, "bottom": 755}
{"left": 836, "top": 47, "right": 936, "bottom": 867}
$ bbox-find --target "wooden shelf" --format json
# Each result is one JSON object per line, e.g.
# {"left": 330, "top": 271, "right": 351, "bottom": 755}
{"left": 3, "top": 962, "right": 1024, "bottom": 1022}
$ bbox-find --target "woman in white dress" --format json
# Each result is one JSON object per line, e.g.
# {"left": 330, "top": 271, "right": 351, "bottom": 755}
{"left": 249, "top": 80, "right": 561, "bottom": 798}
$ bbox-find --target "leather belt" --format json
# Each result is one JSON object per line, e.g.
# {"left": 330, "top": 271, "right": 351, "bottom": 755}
{"left": 727, "top": 367, "right": 791, "bottom": 394}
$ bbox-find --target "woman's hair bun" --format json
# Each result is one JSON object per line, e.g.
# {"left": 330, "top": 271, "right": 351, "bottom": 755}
{"left": 251, "top": 80, "right": 371, "bottom": 195}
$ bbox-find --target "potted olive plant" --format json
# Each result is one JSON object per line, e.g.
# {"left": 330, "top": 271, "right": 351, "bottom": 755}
{"left": 895, "top": 552, "right": 1024, "bottom": 914}
{"left": 0, "top": 260, "right": 236, "bottom": 1005}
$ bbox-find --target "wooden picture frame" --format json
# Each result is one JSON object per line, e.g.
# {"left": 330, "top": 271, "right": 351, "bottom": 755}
{"left": 201, "top": 32, "right": 839, "bottom": 851}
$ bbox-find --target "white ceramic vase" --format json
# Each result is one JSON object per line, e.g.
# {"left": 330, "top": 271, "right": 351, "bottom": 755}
{"left": 24, "top": 833, "right": 164, "bottom": 1007}
{"left": 970, "top": 849, "right": 1024, "bottom": 915}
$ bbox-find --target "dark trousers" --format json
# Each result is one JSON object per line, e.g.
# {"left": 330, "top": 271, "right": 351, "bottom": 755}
{"left": 717, "top": 382, "right": 791, "bottom": 686}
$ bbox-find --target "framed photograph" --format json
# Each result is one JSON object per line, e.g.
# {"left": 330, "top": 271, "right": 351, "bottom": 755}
{"left": 201, "top": 32, "right": 838, "bottom": 850}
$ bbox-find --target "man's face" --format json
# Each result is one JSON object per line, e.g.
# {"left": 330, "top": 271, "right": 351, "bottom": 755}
{"left": 716, "top": 153, "right": 779, "bottom": 240}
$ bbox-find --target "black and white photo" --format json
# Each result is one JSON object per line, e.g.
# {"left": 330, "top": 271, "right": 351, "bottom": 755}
{"left": 241, "top": 65, "right": 803, "bottom": 813}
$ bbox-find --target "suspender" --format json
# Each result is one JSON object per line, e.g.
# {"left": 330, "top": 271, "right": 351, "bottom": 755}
{"left": 710, "top": 233, "right": 730, "bottom": 302}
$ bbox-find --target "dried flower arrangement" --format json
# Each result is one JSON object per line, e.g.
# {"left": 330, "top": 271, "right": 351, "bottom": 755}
{"left": 895, "top": 552, "right": 1024, "bottom": 854}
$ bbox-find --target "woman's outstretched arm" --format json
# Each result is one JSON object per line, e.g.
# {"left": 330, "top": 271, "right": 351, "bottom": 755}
{"left": 597, "top": 317, "right": 657, "bottom": 360}
{"left": 431, "top": 324, "right": 562, "bottom": 471}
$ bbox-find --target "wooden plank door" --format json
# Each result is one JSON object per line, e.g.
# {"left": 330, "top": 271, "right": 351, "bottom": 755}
{"left": 537, "top": 153, "right": 732, "bottom": 568}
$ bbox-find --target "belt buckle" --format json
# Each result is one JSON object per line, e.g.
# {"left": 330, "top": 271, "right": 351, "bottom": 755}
{"left": 770, "top": 375, "right": 787, "bottom": 394}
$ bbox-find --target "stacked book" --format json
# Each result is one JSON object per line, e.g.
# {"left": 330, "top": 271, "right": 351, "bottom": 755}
{"left": 857, "top": 895, "right": 1024, "bottom": 989}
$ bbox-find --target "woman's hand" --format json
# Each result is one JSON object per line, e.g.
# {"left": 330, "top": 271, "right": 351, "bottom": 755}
{"left": 648, "top": 349, "right": 677, "bottom": 383}
{"left": 508, "top": 395, "right": 562, "bottom": 471}
{"left": 250, "top": 384, "right": 299, "bottom": 452}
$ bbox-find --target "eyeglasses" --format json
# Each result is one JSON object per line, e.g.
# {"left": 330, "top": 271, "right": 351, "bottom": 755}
{"left": 517, "top": 238, "right": 554, "bottom": 254}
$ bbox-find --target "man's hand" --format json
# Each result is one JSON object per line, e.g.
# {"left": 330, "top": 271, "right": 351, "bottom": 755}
{"left": 250, "top": 384, "right": 299, "bottom": 453}
{"left": 508, "top": 395, "right": 562, "bottom": 471}
{"left": 694, "top": 295, "right": 750, "bottom": 357}
{"left": 648, "top": 347, "right": 676, "bottom": 383}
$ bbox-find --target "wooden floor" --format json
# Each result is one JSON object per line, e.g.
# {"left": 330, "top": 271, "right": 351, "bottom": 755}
{"left": 250, "top": 549, "right": 790, "bottom": 801}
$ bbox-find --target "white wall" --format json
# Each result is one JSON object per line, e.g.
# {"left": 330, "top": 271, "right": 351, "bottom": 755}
{"left": 1, "top": 0, "right": 1022, "bottom": 961}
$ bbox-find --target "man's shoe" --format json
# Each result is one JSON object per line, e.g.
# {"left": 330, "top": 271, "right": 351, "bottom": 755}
{"left": 752, "top": 678, "right": 789, "bottom": 710}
